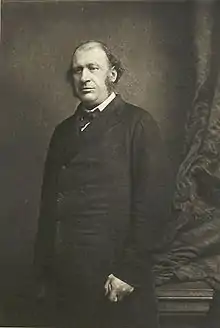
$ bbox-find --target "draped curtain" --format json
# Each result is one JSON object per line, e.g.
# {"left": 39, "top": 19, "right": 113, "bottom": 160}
{"left": 154, "top": 0, "right": 220, "bottom": 290}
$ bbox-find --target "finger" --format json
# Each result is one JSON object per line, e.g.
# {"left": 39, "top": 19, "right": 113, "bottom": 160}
{"left": 108, "top": 289, "right": 118, "bottom": 303}
{"left": 106, "top": 284, "right": 112, "bottom": 296}
{"left": 129, "top": 286, "right": 134, "bottom": 293}
{"left": 109, "top": 294, "right": 118, "bottom": 302}
{"left": 117, "top": 287, "right": 127, "bottom": 301}
{"left": 104, "top": 278, "right": 112, "bottom": 295}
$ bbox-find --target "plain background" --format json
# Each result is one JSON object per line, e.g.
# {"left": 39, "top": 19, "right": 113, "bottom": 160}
{"left": 0, "top": 0, "right": 195, "bottom": 300}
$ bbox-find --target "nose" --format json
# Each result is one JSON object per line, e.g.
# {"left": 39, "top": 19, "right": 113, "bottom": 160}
{"left": 80, "top": 68, "right": 90, "bottom": 83}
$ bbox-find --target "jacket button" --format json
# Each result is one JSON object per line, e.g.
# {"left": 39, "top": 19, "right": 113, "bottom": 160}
{"left": 62, "top": 164, "right": 66, "bottom": 170}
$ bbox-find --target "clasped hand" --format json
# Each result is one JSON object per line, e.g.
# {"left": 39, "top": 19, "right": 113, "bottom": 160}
{"left": 104, "top": 274, "right": 134, "bottom": 302}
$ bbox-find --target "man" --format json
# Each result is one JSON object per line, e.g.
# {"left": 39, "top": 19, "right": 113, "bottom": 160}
{"left": 34, "top": 40, "right": 172, "bottom": 328}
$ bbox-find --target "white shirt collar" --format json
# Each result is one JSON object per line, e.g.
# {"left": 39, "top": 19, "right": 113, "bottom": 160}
{"left": 89, "top": 92, "right": 116, "bottom": 112}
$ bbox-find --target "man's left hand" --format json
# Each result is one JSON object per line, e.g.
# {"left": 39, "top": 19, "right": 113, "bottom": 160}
{"left": 104, "top": 274, "right": 134, "bottom": 302}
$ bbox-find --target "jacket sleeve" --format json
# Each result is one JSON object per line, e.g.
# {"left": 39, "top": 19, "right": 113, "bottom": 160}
{"left": 33, "top": 127, "right": 60, "bottom": 283}
{"left": 113, "top": 112, "right": 174, "bottom": 288}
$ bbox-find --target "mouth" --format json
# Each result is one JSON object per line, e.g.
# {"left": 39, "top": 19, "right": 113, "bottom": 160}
{"left": 80, "top": 88, "right": 95, "bottom": 93}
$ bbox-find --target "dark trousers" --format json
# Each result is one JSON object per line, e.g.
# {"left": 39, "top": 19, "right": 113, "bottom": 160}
{"left": 45, "top": 279, "right": 159, "bottom": 328}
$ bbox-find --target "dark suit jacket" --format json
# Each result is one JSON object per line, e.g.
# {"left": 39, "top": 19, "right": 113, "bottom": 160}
{"left": 34, "top": 95, "right": 172, "bottom": 327}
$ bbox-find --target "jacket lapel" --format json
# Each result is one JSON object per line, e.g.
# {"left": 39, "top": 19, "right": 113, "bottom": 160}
{"left": 63, "top": 95, "right": 125, "bottom": 165}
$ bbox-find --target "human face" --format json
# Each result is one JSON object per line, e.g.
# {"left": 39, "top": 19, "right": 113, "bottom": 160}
{"left": 71, "top": 45, "right": 117, "bottom": 108}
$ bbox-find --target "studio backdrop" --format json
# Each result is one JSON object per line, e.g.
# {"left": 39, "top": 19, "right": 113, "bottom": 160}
{"left": 0, "top": 0, "right": 195, "bottom": 323}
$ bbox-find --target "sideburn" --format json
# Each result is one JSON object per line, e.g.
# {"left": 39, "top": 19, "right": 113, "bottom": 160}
{"left": 105, "top": 76, "right": 115, "bottom": 95}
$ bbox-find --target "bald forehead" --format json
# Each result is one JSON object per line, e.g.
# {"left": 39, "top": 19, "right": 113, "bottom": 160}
{"left": 75, "top": 41, "right": 104, "bottom": 53}
{"left": 72, "top": 43, "right": 110, "bottom": 67}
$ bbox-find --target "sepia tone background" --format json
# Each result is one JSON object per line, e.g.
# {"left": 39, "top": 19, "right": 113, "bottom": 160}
{"left": 0, "top": 0, "right": 198, "bottom": 324}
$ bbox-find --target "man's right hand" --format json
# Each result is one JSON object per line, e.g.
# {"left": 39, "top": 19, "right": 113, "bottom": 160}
{"left": 104, "top": 274, "right": 134, "bottom": 302}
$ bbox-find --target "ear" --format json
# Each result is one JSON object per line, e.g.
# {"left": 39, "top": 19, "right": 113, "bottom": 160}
{"left": 109, "top": 67, "right": 118, "bottom": 83}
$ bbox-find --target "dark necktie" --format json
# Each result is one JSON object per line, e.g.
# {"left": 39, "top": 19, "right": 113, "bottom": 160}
{"left": 79, "top": 108, "right": 100, "bottom": 132}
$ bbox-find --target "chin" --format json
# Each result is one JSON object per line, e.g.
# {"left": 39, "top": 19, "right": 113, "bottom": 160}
{"left": 80, "top": 95, "right": 96, "bottom": 102}
{"left": 79, "top": 94, "right": 98, "bottom": 106}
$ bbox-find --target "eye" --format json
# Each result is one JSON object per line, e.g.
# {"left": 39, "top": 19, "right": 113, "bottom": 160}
{"left": 72, "top": 66, "right": 83, "bottom": 74}
{"left": 88, "top": 65, "right": 99, "bottom": 72}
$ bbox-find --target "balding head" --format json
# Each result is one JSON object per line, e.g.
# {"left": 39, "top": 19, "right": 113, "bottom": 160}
{"left": 68, "top": 41, "right": 124, "bottom": 85}
{"left": 74, "top": 41, "right": 104, "bottom": 55}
